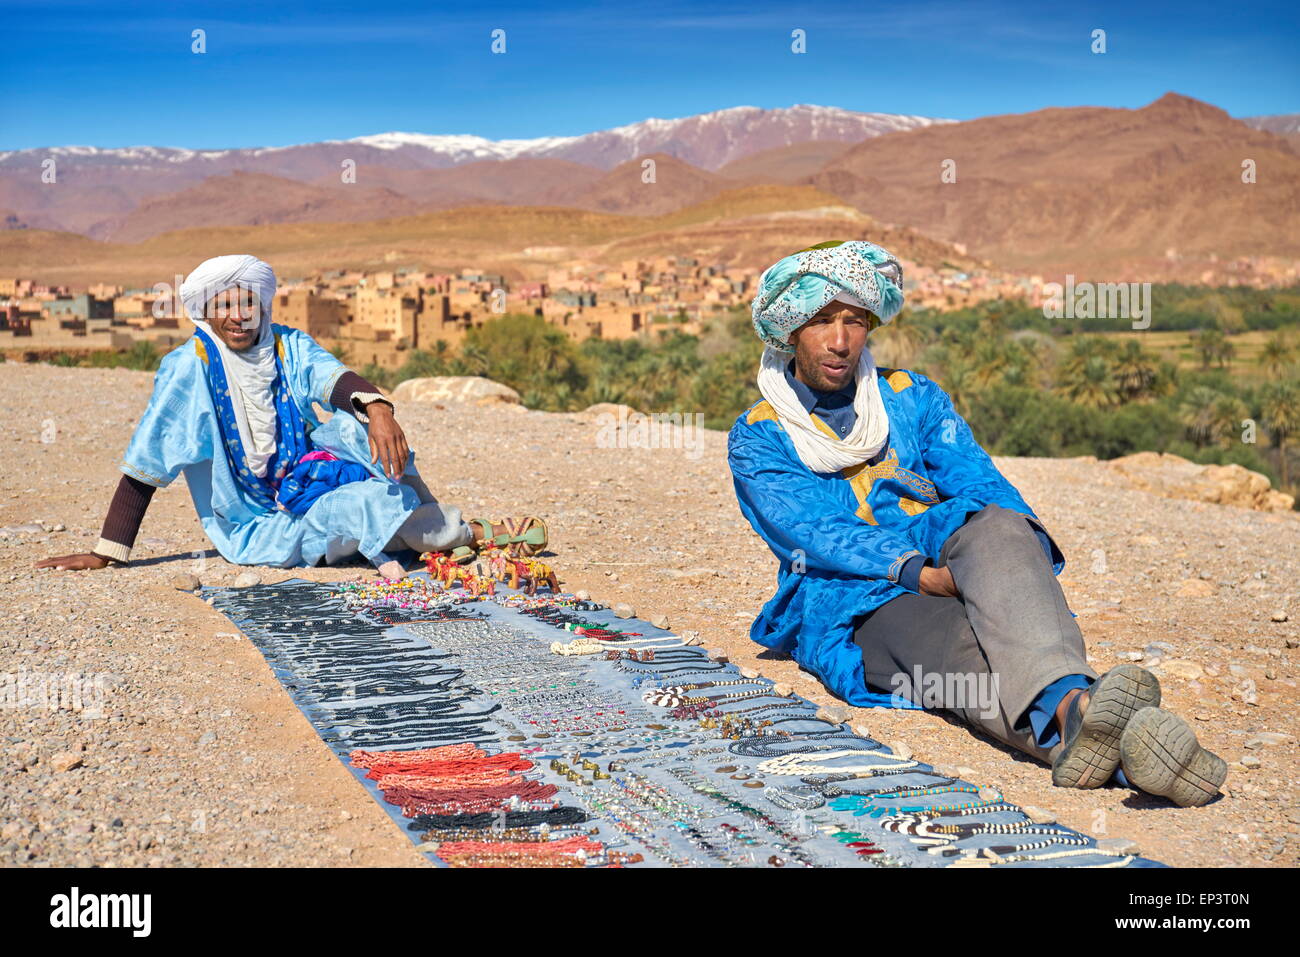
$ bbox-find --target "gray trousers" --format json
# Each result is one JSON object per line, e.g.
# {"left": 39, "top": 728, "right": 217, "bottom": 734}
{"left": 854, "top": 504, "right": 1098, "bottom": 765}
{"left": 383, "top": 473, "right": 473, "bottom": 554}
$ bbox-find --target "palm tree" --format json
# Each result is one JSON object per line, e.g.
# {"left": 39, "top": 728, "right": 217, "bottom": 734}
{"left": 1180, "top": 386, "right": 1228, "bottom": 448}
{"left": 1057, "top": 337, "right": 1119, "bottom": 408}
{"left": 870, "top": 314, "right": 926, "bottom": 369}
{"left": 1114, "top": 339, "right": 1160, "bottom": 402}
{"left": 1260, "top": 381, "right": 1298, "bottom": 491}
{"left": 1193, "top": 328, "right": 1234, "bottom": 370}
{"left": 1258, "top": 333, "right": 1295, "bottom": 379}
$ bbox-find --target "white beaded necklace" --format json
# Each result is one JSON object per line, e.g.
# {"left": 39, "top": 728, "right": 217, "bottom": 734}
{"left": 757, "top": 748, "right": 917, "bottom": 776}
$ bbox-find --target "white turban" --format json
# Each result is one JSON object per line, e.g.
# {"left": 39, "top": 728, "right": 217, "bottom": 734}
{"left": 180, "top": 255, "right": 281, "bottom": 479}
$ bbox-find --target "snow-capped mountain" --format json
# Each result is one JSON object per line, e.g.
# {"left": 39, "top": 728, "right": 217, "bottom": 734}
{"left": 0, "top": 104, "right": 950, "bottom": 173}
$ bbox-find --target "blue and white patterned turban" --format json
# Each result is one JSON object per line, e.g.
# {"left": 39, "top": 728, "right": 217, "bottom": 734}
{"left": 750, "top": 240, "right": 905, "bottom": 352}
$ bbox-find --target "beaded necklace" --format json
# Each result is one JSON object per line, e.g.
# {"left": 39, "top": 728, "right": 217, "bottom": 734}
{"left": 757, "top": 749, "right": 918, "bottom": 776}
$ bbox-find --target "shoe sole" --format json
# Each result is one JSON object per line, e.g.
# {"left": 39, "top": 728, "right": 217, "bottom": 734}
{"left": 1051, "top": 664, "right": 1161, "bottom": 789}
{"left": 1120, "top": 707, "right": 1227, "bottom": 807}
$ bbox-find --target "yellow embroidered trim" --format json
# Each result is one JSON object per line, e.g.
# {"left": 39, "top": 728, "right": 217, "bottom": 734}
{"left": 883, "top": 369, "right": 913, "bottom": 392}
{"left": 897, "top": 496, "right": 931, "bottom": 517}
{"left": 745, "top": 400, "right": 778, "bottom": 426}
{"left": 275, "top": 332, "right": 286, "bottom": 361}
{"left": 809, "top": 412, "right": 838, "bottom": 439}
{"left": 887, "top": 549, "right": 922, "bottom": 582}
{"left": 120, "top": 461, "right": 167, "bottom": 487}
{"left": 194, "top": 337, "right": 208, "bottom": 364}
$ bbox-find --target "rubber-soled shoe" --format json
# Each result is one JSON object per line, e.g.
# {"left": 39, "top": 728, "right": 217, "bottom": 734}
{"left": 1119, "top": 707, "right": 1227, "bottom": 807}
{"left": 1051, "top": 664, "right": 1161, "bottom": 789}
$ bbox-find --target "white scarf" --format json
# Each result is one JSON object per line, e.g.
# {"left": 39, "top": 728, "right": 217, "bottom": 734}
{"left": 180, "top": 255, "right": 279, "bottom": 478}
{"left": 756, "top": 345, "right": 889, "bottom": 474}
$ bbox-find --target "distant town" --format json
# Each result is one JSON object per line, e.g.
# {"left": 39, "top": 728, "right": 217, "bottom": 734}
{"left": 3, "top": 252, "right": 1296, "bottom": 368}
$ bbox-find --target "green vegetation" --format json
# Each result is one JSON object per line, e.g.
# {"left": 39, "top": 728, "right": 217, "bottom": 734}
{"left": 366, "top": 285, "right": 1298, "bottom": 503}
{"left": 26, "top": 283, "right": 1297, "bottom": 504}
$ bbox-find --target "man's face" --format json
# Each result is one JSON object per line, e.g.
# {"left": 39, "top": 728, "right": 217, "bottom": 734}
{"left": 205, "top": 286, "right": 261, "bottom": 352}
{"left": 790, "top": 301, "right": 875, "bottom": 391}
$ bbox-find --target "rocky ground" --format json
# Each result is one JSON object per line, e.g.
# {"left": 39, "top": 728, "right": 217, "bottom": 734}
{"left": 1, "top": 363, "right": 1296, "bottom": 868}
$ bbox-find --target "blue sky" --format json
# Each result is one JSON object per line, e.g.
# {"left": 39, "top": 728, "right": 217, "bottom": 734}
{"left": 2, "top": 0, "right": 1297, "bottom": 149}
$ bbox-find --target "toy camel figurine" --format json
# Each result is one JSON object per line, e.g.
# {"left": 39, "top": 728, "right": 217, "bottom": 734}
{"left": 420, "top": 550, "right": 495, "bottom": 598}
{"left": 479, "top": 543, "right": 560, "bottom": 595}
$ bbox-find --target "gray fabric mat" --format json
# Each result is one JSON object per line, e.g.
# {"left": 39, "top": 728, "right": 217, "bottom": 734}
{"left": 204, "top": 574, "right": 1164, "bottom": 868}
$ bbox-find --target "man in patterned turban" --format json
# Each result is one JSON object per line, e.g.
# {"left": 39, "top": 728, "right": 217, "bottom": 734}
{"left": 728, "top": 239, "right": 1225, "bottom": 807}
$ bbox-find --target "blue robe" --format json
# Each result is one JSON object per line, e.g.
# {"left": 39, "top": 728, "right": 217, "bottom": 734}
{"left": 727, "top": 367, "right": 1066, "bottom": 708}
{"left": 120, "top": 324, "right": 425, "bottom": 567}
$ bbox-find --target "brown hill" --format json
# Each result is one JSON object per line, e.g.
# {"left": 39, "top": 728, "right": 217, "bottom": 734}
{"left": 90, "top": 171, "right": 422, "bottom": 243}
{"left": 0, "top": 184, "right": 980, "bottom": 289}
{"left": 806, "top": 93, "right": 1300, "bottom": 278}
{"left": 552, "top": 153, "right": 734, "bottom": 215}
{"left": 717, "top": 140, "right": 854, "bottom": 184}
{"left": 308, "top": 157, "right": 607, "bottom": 208}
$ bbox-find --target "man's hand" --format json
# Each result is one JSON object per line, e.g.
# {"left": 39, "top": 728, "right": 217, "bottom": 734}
{"left": 365, "top": 402, "right": 409, "bottom": 480}
{"left": 35, "top": 553, "right": 110, "bottom": 571}
{"left": 919, "top": 565, "right": 959, "bottom": 598}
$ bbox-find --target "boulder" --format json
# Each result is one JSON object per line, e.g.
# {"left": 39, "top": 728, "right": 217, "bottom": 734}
{"left": 390, "top": 376, "right": 522, "bottom": 406}
{"left": 1106, "top": 452, "right": 1294, "bottom": 512}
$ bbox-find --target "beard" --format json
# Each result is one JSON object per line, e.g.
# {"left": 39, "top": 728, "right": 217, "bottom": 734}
{"left": 793, "top": 343, "right": 858, "bottom": 392}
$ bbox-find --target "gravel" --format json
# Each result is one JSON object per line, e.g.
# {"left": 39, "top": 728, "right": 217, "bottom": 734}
{"left": 1, "top": 363, "right": 1296, "bottom": 868}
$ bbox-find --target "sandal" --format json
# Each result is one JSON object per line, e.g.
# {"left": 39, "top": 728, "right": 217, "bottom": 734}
{"left": 468, "top": 516, "right": 548, "bottom": 558}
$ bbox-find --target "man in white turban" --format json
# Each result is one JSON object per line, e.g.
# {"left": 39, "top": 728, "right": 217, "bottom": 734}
{"left": 38, "top": 254, "right": 547, "bottom": 580}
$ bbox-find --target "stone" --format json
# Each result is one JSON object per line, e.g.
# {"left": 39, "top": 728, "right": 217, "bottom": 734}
{"left": 579, "top": 402, "right": 639, "bottom": 420}
{"left": 773, "top": 682, "right": 793, "bottom": 698}
{"left": 706, "top": 648, "right": 730, "bottom": 663}
{"left": 1105, "top": 452, "right": 1294, "bottom": 512}
{"left": 197, "top": 732, "right": 216, "bottom": 747}
{"left": 1022, "top": 805, "right": 1056, "bottom": 824}
{"left": 612, "top": 604, "right": 634, "bottom": 619}
{"left": 233, "top": 572, "right": 261, "bottom": 587}
{"left": 390, "top": 376, "right": 522, "bottom": 406}
{"left": 888, "top": 739, "right": 913, "bottom": 761}
{"left": 649, "top": 614, "right": 669, "bottom": 630}
{"left": 1175, "top": 579, "right": 1216, "bottom": 598}
{"left": 679, "top": 630, "right": 702, "bottom": 646}
{"left": 50, "top": 752, "right": 83, "bottom": 772}
{"left": 739, "top": 667, "right": 758, "bottom": 680}
{"left": 1161, "top": 659, "right": 1204, "bottom": 680}
{"left": 1271, "top": 611, "right": 1289, "bottom": 622}
{"left": 171, "top": 573, "right": 201, "bottom": 592}
{"left": 1097, "top": 837, "right": 1141, "bottom": 856}
{"left": 573, "top": 590, "right": 589, "bottom": 601}
{"left": 977, "top": 785, "right": 1001, "bottom": 801}
{"left": 1239, "top": 755, "right": 1262, "bottom": 769}
{"left": 817, "top": 706, "right": 849, "bottom": 725}
{"left": 1245, "top": 732, "right": 1292, "bottom": 748}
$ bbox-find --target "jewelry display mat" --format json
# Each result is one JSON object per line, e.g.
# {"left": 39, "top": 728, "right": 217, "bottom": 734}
{"left": 204, "top": 576, "right": 1164, "bottom": 869}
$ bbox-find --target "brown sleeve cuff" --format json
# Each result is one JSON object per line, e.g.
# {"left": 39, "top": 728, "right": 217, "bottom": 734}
{"left": 330, "top": 370, "right": 393, "bottom": 422}
{"left": 98, "top": 474, "right": 156, "bottom": 559}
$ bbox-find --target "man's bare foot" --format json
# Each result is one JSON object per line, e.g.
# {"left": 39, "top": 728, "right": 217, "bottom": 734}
{"left": 376, "top": 559, "right": 405, "bottom": 580}
{"left": 1054, "top": 687, "right": 1090, "bottom": 737}
{"left": 469, "top": 521, "right": 506, "bottom": 543}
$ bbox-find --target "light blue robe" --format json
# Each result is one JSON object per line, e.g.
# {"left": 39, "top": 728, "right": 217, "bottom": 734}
{"left": 728, "top": 367, "right": 1066, "bottom": 708}
{"left": 120, "top": 324, "right": 424, "bottom": 567}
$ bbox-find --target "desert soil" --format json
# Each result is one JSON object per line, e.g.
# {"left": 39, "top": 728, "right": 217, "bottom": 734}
{"left": 1, "top": 363, "right": 1295, "bottom": 868}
